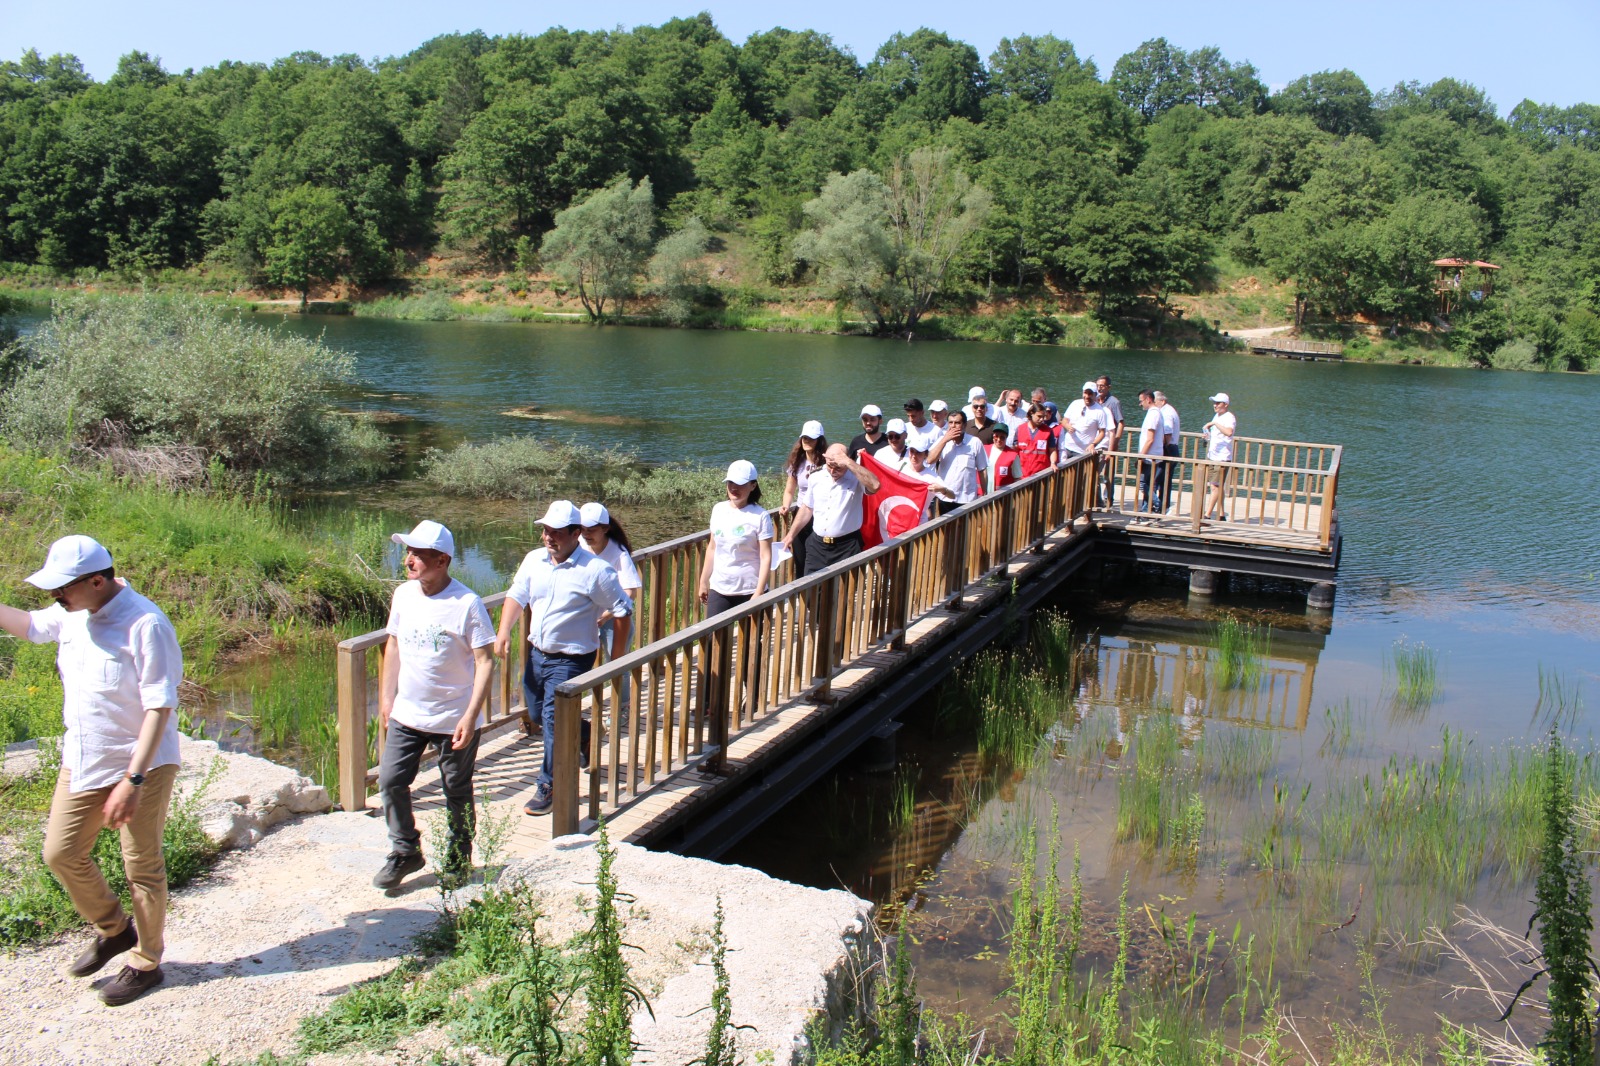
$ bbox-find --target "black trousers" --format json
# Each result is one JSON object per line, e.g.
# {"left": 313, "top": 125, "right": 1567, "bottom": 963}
{"left": 707, "top": 589, "right": 752, "bottom": 617}
{"left": 379, "top": 720, "right": 479, "bottom": 864}
{"left": 803, "top": 529, "right": 863, "bottom": 576}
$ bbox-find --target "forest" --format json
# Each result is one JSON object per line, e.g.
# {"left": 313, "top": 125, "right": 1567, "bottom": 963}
{"left": 1, "top": 15, "right": 1597, "bottom": 367}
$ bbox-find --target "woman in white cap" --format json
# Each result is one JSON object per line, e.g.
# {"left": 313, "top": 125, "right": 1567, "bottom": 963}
{"left": 781, "top": 421, "right": 827, "bottom": 579}
{"left": 699, "top": 460, "right": 774, "bottom": 617}
{"left": 579, "top": 502, "right": 642, "bottom": 661}
{"left": 1201, "top": 393, "right": 1237, "bottom": 520}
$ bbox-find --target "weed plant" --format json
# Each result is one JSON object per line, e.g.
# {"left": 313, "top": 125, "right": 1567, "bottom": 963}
{"left": 1533, "top": 667, "right": 1584, "bottom": 734}
{"left": 1211, "top": 616, "right": 1270, "bottom": 690}
{"left": 1389, "top": 638, "right": 1442, "bottom": 710}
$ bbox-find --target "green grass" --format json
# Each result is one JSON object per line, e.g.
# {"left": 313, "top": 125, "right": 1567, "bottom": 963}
{"left": 1212, "top": 615, "right": 1271, "bottom": 690}
{"left": 1390, "top": 638, "right": 1442, "bottom": 710}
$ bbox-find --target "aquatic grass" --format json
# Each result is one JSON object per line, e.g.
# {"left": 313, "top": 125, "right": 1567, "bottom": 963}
{"left": 420, "top": 435, "right": 638, "bottom": 500}
{"left": 889, "top": 766, "right": 918, "bottom": 837}
{"left": 1211, "top": 616, "right": 1271, "bottom": 690}
{"left": 1390, "top": 638, "right": 1443, "bottom": 711}
{"left": 1197, "top": 725, "right": 1278, "bottom": 791}
{"left": 1533, "top": 666, "right": 1584, "bottom": 734}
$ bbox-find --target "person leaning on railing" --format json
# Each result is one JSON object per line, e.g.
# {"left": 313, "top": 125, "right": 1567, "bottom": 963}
{"left": 494, "top": 501, "right": 633, "bottom": 817}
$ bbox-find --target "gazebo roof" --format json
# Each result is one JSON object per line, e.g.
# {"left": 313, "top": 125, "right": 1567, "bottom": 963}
{"left": 1432, "top": 258, "right": 1472, "bottom": 268}
{"left": 1471, "top": 260, "right": 1501, "bottom": 270}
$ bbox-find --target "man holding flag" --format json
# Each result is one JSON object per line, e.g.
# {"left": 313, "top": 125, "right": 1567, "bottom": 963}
{"left": 857, "top": 449, "right": 934, "bottom": 547}
{"left": 790, "top": 443, "right": 881, "bottom": 576}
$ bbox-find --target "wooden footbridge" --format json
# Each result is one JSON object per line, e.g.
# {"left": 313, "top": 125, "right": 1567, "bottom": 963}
{"left": 334, "top": 435, "right": 1343, "bottom": 858}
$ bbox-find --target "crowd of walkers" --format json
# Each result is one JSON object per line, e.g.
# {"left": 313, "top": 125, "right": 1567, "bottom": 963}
{"left": 6, "top": 378, "right": 1241, "bottom": 964}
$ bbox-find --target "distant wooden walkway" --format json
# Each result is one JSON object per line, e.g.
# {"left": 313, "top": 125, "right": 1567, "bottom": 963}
{"left": 1247, "top": 337, "right": 1344, "bottom": 361}
{"left": 339, "top": 435, "right": 1342, "bottom": 853}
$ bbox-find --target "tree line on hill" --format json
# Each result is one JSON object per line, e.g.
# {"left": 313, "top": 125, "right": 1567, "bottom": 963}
{"left": 1, "top": 16, "right": 1597, "bottom": 366}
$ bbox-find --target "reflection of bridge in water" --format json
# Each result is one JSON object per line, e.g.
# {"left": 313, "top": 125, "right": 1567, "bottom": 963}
{"left": 333, "top": 436, "right": 1343, "bottom": 860}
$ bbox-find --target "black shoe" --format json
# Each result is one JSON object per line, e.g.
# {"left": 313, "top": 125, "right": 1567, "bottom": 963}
{"left": 373, "top": 852, "right": 425, "bottom": 890}
{"left": 100, "top": 964, "right": 164, "bottom": 1006}
{"left": 70, "top": 919, "right": 138, "bottom": 978}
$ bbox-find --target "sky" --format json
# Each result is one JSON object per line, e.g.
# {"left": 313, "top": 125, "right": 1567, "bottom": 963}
{"left": 7, "top": 0, "right": 1596, "bottom": 113}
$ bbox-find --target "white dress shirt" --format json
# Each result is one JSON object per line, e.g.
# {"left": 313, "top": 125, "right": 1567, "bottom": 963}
{"left": 28, "top": 582, "right": 182, "bottom": 793}
{"left": 934, "top": 434, "right": 989, "bottom": 504}
{"left": 801, "top": 469, "right": 866, "bottom": 538}
{"left": 506, "top": 546, "right": 633, "bottom": 655}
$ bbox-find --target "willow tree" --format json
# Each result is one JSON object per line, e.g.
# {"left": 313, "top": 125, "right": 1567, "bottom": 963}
{"left": 794, "top": 147, "right": 991, "bottom": 335}
{"left": 539, "top": 176, "right": 655, "bottom": 323}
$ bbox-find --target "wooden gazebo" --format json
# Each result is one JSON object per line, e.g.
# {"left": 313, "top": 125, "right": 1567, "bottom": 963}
{"left": 1433, "top": 258, "right": 1500, "bottom": 315}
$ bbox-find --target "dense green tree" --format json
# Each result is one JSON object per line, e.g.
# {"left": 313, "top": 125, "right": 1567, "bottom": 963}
{"left": 262, "top": 183, "right": 350, "bottom": 308}
{"left": 985, "top": 34, "right": 1095, "bottom": 106}
{"left": 539, "top": 176, "right": 656, "bottom": 323}
{"left": 738, "top": 28, "right": 859, "bottom": 126}
{"left": 1111, "top": 38, "right": 1262, "bottom": 122}
{"left": 1509, "top": 100, "right": 1600, "bottom": 150}
{"left": 867, "top": 29, "right": 986, "bottom": 126}
{"left": 1272, "top": 69, "right": 1377, "bottom": 138}
{"left": 649, "top": 215, "right": 711, "bottom": 323}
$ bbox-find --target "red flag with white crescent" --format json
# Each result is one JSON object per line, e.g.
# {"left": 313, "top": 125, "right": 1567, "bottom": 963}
{"left": 858, "top": 450, "right": 931, "bottom": 549}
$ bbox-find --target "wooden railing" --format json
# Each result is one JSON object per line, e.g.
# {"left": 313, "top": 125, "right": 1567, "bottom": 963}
{"left": 545, "top": 453, "right": 1100, "bottom": 835}
{"left": 1104, "top": 433, "right": 1341, "bottom": 550}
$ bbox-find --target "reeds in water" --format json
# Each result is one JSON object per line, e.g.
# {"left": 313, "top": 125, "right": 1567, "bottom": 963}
{"left": 1211, "top": 616, "right": 1271, "bottom": 690}
{"left": 1389, "top": 638, "right": 1442, "bottom": 710}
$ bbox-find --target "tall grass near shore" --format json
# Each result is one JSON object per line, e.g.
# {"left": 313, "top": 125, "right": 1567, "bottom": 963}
{"left": 1389, "top": 638, "right": 1442, "bottom": 711}
{"left": 1211, "top": 615, "right": 1271, "bottom": 689}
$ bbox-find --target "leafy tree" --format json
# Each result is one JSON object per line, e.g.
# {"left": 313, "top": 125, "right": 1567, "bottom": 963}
{"left": 263, "top": 183, "right": 350, "bottom": 308}
{"left": 648, "top": 215, "right": 710, "bottom": 323}
{"left": 793, "top": 147, "right": 990, "bottom": 334}
{"left": 1110, "top": 38, "right": 1193, "bottom": 122}
{"left": 867, "top": 29, "right": 986, "bottom": 125}
{"left": 985, "top": 34, "right": 1095, "bottom": 106}
{"left": 1273, "top": 69, "right": 1377, "bottom": 138}
{"left": 738, "top": 28, "right": 860, "bottom": 126}
{"left": 1509, "top": 100, "right": 1600, "bottom": 151}
{"left": 539, "top": 176, "right": 656, "bottom": 323}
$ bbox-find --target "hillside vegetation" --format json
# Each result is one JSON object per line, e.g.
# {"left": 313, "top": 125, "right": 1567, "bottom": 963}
{"left": 1, "top": 21, "right": 1596, "bottom": 367}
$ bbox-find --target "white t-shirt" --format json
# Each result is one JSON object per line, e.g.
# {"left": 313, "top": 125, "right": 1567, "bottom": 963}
{"left": 1139, "top": 407, "right": 1164, "bottom": 457}
{"left": 903, "top": 419, "right": 941, "bottom": 453}
{"left": 1061, "top": 399, "right": 1113, "bottom": 454}
{"left": 591, "top": 538, "right": 641, "bottom": 592}
{"left": 386, "top": 578, "right": 496, "bottom": 734}
{"left": 1158, "top": 404, "right": 1181, "bottom": 452}
{"left": 709, "top": 501, "right": 774, "bottom": 595}
{"left": 1206, "top": 411, "right": 1237, "bottom": 462}
{"left": 935, "top": 434, "right": 989, "bottom": 503}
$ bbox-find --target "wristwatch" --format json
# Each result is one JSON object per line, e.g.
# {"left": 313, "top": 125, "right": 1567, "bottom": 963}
{"left": 128, "top": 772, "right": 145, "bottom": 787}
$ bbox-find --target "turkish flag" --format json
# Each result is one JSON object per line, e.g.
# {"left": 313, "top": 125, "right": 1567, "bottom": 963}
{"left": 859, "top": 450, "right": 931, "bottom": 549}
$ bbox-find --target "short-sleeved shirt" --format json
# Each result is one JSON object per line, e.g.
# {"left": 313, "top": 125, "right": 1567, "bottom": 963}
{"left": 787, "top": 457, "right": 821, "bottom": 502}
{"left": 997, "top": 406, "right": 1030, "bottom": 437}
{"left": 386, "top": 578, "right": 496, "bottom": 734}
{"left": 590, "top": 538, "right": 641, "bottom": 593}
{"left": 1206, "top": 412, "right": 1238, "bottom": 462}
{"left": 506, "top": 546, "right": 633, "bottom": 656}
{"left": 968, "top": 419, "right": 1005, "bottom": 446}
{"left": 846, "top": 433, "right": 884, "bottom": 462}
{"left": 903, "top": 419, "right": 941, "bottom": 453}
{"left": 28, "top": 582, "right": 183, "bottom": 793}
{"left": 935, "top": 434, "right": 989, "bottom": 503}
{"left": 1139, "top": 407, "right": 1165, "bottom": 457}
{"left": 1158, "top": 404, "right": 1182, "bottom": 452}
{"left": 1062, "top": 400, "right": 1113, "bottom": 455}
{"left": 1102, "top": 395, "right": 1125, "bottom": 443}
{"left": 708, "top": 501, "right": 775, "bottom": 595}
{"left": 802, "top": 468, "right": 867, "bottom": 538}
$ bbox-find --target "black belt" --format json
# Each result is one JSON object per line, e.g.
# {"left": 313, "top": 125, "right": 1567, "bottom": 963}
{"left": 815, "top": 530, "right": 861, "bottom": 545}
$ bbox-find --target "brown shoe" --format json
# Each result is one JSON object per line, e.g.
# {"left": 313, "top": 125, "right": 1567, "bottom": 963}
{"left": 69, "top": 920, "right": 137, "bottom": 978}
{"left": 100, "top": 964, "right": 164, "bottom": 1006}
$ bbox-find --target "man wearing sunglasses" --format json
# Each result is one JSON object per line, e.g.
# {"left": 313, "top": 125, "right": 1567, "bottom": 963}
{"left": 0, "top": 536, "right": 182, "bottom": 1005}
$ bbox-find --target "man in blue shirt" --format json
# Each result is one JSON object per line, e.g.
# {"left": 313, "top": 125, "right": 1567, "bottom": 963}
{"left": 495, "top": 501, "right": 633, "bottom": 815}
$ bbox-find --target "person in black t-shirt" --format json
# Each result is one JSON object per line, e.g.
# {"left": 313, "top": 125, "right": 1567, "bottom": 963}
{"left": 847, "top": 404, "right": 886, "bottom": 461}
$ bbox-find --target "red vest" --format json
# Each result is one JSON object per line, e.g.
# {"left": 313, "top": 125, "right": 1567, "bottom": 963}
{"left": 1013, "top": 424, "right": 1057, "bottom": 477}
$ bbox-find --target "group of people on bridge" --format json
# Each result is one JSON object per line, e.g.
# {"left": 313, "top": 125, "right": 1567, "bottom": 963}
{"left": 2, "top": 377, "right": 1240, "bottom": 997}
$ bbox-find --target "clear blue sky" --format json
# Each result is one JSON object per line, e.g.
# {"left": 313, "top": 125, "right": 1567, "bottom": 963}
{"left": 8, "top": 0, "right": 1595, "bottom": 112}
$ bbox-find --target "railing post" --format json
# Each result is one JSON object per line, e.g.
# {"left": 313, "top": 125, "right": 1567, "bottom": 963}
{"left": 812, "top": 576, "right": 836, "bottom": 698}
{"left": 1192, "top": 462, "right": 1206, "bottom": 532}
{"left": 946, "top": 511, "right": 969, "bottom": 610}
{"left": 890, "top": 544, "right": 911, "bottom": 651}
{"left": 649, "top": 554, "right": 667, "bottom": 643}
{"left": 704, "top": 624, "right": 732, "bottom": 771}
{"left": 335, "top": 642, "right": 369, "bottom": 814}
{"left": 551, "top": 688, "right": 582, "bottom": 837}
{"left": 1318, "top": 468, "right": 1339, "bottom": 550}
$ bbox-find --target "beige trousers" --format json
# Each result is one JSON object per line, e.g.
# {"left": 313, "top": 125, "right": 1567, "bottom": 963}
{"left": 43, "top": 763, "right": 178, "bottom": 971}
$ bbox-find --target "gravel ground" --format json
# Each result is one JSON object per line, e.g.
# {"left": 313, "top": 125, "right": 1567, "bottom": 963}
{"left": 0, "top": 810, "right": 441, "bottom": 1066}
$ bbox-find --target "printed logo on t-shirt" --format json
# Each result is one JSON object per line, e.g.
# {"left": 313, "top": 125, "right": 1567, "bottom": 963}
{"left": 403, "top": 623, "right": 450, "bottom": 653}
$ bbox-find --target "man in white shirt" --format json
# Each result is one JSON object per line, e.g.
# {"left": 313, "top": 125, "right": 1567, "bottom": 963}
{"left": 1155, "top": 390, "right": 1182, "bottom": 513}
{"left": 495, "top": 501, "right": 633, "bottom": 815}
{"left": 1201, "top": 392, "right": 1238, "bottom": 520}
{"left": 879, "top": 419, "right": 910, "bottom": 464}
{"left": 1135, "top": 390, "right": 1165, "bottom": 512}
{"left": 1060, "top": 381, "right": 1112, "bottom": 460}
{"left": 0, "top": 536, "right": 183, "bottom": 1005}
{"left": 927, "top": 409, "right": 989, "bottom": 514}
{"left": 928, "top": 399, "right": 950, "bottom": 431}
{"left": 375, "top": 520, "right": 496, "bottom": 890}
{"left": 902, "top": 398, "right": 941, "bottom": 453}
{"left": 788, "top": 443, "right": 882, "bottom": 575}
{"left": 1096, "top": 375, "right": 1125, "bottom": 452}
{"left": 996, "top": 389, "right": 1030, "bottom": 437}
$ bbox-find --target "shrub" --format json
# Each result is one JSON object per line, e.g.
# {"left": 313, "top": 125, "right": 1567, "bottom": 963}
{"left": 1489, "top": 337, "right": 1542, "bottom": 371}
{"left": 1, "top": 294, "right": 388, "bottom": 483}
{"left": 421, "top": 436, "right": 637, "bottom": 500}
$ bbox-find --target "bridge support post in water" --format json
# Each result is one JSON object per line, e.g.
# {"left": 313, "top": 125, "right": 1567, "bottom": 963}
{"left": 1307, "top": 581, "right": 1336, "bottom": 611}
{"left": 1189, "top": 567, "right": 1222, "bottom": 598}
{"left": 858, "top": 720, "right": 902, "bottom": 774}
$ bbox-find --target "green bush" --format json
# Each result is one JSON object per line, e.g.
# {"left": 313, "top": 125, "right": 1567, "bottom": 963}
{"left": 1489, "top": 337, "right": 1542, "bottom": 371}
{"left": 421, "top": 435, "right": 637, "bottom": 500}
{"left": 1, "top": 294, "right": 388, "bottom": 484}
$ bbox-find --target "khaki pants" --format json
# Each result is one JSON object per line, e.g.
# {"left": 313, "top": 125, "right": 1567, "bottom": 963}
{"left": 43, "top": 763, "right": 178, "bottom": 971}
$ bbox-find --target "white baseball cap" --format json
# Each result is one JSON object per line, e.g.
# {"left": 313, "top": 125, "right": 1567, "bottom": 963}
{"left": 885, "top": 418, "right": 907, "bottom": 434}
{"left": 929, "top": 399, "right": 949, "bottom": 412}
{"left": 860, "top": 404, "right": 883, "bottom": 418}
{"left": 725, "top": 459, "right": 759, "bottom": 485}
{"left": 536, "top": 500, "right": 582, "bottom": 528}
{"left": 26, "top": 534, "right": 114, "bottom": 590}
{"left": 967, "top": 386, "right": 987, "bottom": 401}
{"left": 801, "top": 419, "right": 824, "bottom": 439}
{"left": 1210, "top": 392, "right": 1231, "bottom": 404}
{"left": 391, "top": 519, "right": 456, "bottom": 558}
{"left": 579, "top": 502, "right": 611, "bottom": 527}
